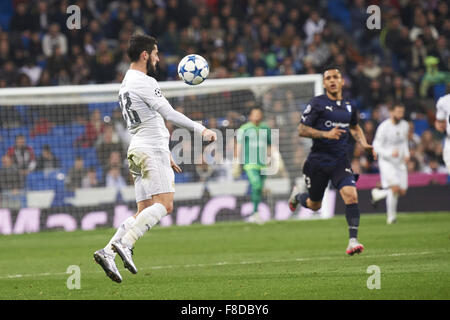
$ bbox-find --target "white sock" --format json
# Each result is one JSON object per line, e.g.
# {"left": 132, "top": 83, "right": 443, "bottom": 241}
{"left": 104, "top": 216, "right": 136, "bottom": 255}
{"left": 386, "top": 189, "right": 398, "bottom": 222}
{"left": 122, "top": 203, "right": 167, "bottom": 247}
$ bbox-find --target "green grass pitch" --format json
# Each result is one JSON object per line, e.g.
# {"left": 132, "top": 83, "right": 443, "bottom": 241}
{"left": 0, "top": 212, "right": 449, "bottom": 300}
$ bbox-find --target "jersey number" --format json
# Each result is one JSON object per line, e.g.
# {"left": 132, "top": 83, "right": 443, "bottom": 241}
{"left": 119, "top": 92, "right": 141, "bottom": 125}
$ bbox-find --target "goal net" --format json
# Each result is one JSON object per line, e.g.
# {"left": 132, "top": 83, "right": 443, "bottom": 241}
{"left": 0, "top": 74, "right": 326, "bottom": 234}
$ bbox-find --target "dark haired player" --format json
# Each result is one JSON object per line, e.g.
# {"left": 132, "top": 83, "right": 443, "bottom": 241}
{"left": 288, "top": 67, "right": 376, "bottom": 255}
{"left": 94, "top": 34, "right": 216, "bottom": 282}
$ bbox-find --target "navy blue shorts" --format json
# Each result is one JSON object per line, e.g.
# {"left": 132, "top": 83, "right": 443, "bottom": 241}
{"left": 302, "top": 157, "right": 356, "bottom": 202}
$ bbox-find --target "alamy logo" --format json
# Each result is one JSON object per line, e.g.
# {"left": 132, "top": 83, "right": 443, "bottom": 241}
{"left": 366, "top": 5, "right": 381, "bottom": 30}
{"left": 366, "top": 265, "right": 381, "bottom": 289}
{"left": 324, "top": 121, "right": 349, "bottom": 128}
{"left": 66, "top": 5, "right": 81, "bottom": 30}
{"left": 66, "top": 265, "right": 81, "bottom": 290}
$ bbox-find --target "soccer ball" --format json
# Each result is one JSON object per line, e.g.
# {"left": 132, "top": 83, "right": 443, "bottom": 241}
{"left": 177, "top": 54, "right": 209, "bottom": 85}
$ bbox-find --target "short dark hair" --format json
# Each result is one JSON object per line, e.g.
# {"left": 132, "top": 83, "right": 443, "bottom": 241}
{"left": 390, "top": 103, "right": 405, "bottom": 111}
{"left": 249, "top": 107, "right": 263, "bottom": 116}
{"left": 322, "top": 64, "right": 341, "bottom": 75}
{"left": 127, "top": 34, "right": 157, "bottom": 62}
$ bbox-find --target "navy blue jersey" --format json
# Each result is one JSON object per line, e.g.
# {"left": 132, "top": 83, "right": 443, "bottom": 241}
{"left": 300, "top": 94, "right": 358, "bottom": 164}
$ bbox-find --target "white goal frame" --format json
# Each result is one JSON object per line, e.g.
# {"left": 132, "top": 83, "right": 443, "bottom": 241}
{"left": 0, "top": 74, "right": 323, "bottom": 105}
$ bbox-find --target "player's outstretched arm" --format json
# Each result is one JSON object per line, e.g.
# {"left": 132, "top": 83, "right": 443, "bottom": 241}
{"left": 350, "top": 124, "right": 377, "bottom": 160}
{"left": 298, "top": 123, "right": 345, "bottom": 140}
{"left": 154, "top": 98, "right": 216, "bottom": 142}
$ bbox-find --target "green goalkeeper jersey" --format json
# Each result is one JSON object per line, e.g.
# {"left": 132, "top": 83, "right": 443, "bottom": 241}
{"left": 237, "top": 121, "right": 272, "bottom": 170}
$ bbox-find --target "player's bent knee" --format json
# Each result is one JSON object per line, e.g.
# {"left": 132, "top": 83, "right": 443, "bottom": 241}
{"left": 340, "top": 186, "right": 358, "bottom": 204}
{"left": 164, "top": 202, "right": 174, "bottom": 214}
{"left": 391, "top": 186, "right": 400, "bottom": 195}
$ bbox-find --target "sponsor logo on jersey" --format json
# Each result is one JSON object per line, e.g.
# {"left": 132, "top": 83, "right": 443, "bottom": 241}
{"left": 346, "top": 104, "right": 352, "bottom": 113}
{"left": 325, "top": 120, "right": 349, "bottom": 128}
{"left": 325, "top": 106, "right": 333, "bottom": 112}
{"left": 154, "top": 88, "right": 162, "bottom": 97}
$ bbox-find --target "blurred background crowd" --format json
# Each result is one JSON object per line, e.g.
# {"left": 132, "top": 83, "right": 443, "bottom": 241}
{"left": 0, "top": 0, "right": 449, "bottom": 203}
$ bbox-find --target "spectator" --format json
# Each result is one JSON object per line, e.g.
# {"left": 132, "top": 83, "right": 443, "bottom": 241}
{"left": 75, "top": 109, "right": 105, "bottom": 148}
{"left": 104, "top": 150, "right": 130, "bottom": 184}
{"left": 82, "top": 168, "right": 99, "bottom": 188}
{"left": 19, "top": 57, "right": 42, "bottom": 86}
{"left": 105, "top": 165, "right": 127, "bottom": 189}
{"left": 9, "top": 2, "right": 34, "bottom": 34}
{"left": 96, "top": 125, "right": 124, "bottom": 171}
{"left": 0, "top": 154, "right": 24, "bottom": 192}
{"left": 36, "top": 144, "right": 60, "bottom": 172}
{"left": 0, "top": 155, "right": 25, "bottom": 209}
{"left": 46, "top": 46, "right": 69, "bottom": 79}
{"left": 7, "top": 134, "right": 36, "bottom": 179}
{"left": 303, "top": 10, "right": 326, "bottom": 45}
{"left": 66, "top": 156, "right": 88, "bottom": 191}
{"left": 42, "top": 23, "right": 68, "bottom": 57}
{"left": 32, "top": 0, "right": 50, "bottom": 32}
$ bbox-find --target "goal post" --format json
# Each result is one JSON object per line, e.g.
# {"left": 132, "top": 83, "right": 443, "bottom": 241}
{"left": 0, "top": 74, "right": 330, "bottom": 234}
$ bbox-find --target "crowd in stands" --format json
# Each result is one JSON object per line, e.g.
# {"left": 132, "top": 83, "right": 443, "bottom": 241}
{"left": 0, "top": 0, "right": 449, "bottom": 204}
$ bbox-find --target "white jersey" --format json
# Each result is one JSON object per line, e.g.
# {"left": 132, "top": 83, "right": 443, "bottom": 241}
{"left": 436, "top": 94, "right": 450, "bottom": 174}
{"left": 436, "top": 94, "right": 450, "bottom": 138}
{"left": 373, "top": 118, "right": 410, "bottom": 164}
{"left": 119, "top": 69, "right": 205, "bottom": 152}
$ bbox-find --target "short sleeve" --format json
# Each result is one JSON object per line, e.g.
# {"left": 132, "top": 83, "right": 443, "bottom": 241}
{"left": 350, "top": 107, "right": 358, "bottom": 126}
{"left": 435, "top": 97, "right": 446, "bottom": 121}
{"left": 300, "top": 100, "right": 321, "bottom": 127}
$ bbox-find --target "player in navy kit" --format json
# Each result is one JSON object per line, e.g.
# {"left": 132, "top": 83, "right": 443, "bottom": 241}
{"left": 289, "top": 66, "right": 377, "bottom": 255}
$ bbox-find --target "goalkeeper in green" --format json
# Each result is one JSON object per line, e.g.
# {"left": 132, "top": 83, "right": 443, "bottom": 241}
{"left": 234, "top": 107, "right": 272, "bottom": 224}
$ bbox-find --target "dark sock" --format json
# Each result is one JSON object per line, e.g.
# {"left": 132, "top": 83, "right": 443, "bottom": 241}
{"left": 345, "top": 203, "right": 360, "bottom": 238}
{"left": 295, "top": 192, "right": 309, "bottom": 208}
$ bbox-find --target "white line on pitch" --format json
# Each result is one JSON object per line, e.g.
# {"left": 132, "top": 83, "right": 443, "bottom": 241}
{"left": 0, "top": 250, "right": 447, "bottom": 280}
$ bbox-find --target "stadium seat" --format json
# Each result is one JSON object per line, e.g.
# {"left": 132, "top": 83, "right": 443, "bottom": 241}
{"left": 173, "top": 183, "right": 205, "bottom": 201}
{"left": 265, "top": 178, "right": 291, "bottom": 195}
{"left": 26, "top": 190, "right": 55, "bottom": 209}
{"left": 433, "top": 84, "right": 446, "bottom": 101}
{"left": 207, "top": 180, "right": 249, "bottom": 197}
{"left": 0, "top": 0, "right": 12, "bottom": 31}
{"left": 88, "top": 102, "right": 119, "bottom": 119}
{"left": 119, "top": 185, "right": 136, "bottom": 203}
{"left": 175, "top": 172, "right": 193, "bottom": 183}
{"left": 26, "top": 171, "right": 51, "bottom": 191}
{"left": 80, "top": 147, "right": 100, "bottom": 168}
{"left": 66, "top": 187, "right": 119, "bottom": 206}
{"left": 413, "top": 119, "right": 429, "bottom": 136}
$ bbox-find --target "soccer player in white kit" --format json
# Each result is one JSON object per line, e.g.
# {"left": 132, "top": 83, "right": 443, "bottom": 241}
{"left": 371, "top": 104, "right": 409, "bottom": 224}
{"left": 434, "top": 93, "right": 450, "bottom": 176}
{"left": 94, "top": 34, "right": 217, "bottom": 283}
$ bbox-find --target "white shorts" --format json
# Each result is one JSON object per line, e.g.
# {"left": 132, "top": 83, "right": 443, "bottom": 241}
{"left": 379, "top": 159, "right": 408, "bottom": 190}
{"left": 444, "top": 138, "right": 450, "bottom": 175}
{"left": 127, "top": 148, "right": 175, "bottom": 202}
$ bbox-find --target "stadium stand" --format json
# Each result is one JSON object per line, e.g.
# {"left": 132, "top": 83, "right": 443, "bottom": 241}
{"left": 0, "top": 0, "right": 448, "bottom": 209}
